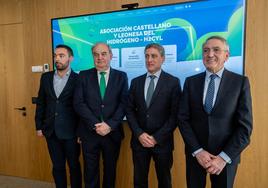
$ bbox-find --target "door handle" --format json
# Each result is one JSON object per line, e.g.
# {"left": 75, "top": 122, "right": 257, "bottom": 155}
{"left": 14, "top": 107, "right": 26, "bottom": 111}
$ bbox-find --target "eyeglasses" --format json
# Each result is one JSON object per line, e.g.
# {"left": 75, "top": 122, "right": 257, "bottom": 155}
{"left": 203, "top": 47, "right": 227, "bottom": 55}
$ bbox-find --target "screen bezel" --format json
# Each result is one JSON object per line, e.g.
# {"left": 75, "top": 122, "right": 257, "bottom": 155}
{"left": 51, "top": 0, "right": 247, "bottom": 77}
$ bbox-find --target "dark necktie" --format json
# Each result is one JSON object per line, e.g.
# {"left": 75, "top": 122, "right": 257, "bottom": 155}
{"left": 99, "top": 72, "right": 106, "bottom": 99}
{"left": 204, "top": 74, "right": 217, "bottom": 113}
{"left": 146, "top": 75, "right": 156, "bottom": 107}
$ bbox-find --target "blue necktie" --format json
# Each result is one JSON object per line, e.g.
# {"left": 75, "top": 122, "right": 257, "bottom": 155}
{"left": 204, "top": 74, "right": 217, "bottom": 113}
{"left": 146, "top": 75, "right": 156, "bottom": 107}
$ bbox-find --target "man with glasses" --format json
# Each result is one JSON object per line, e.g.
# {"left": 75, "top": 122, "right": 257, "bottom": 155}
{"left": 178, "top": 36, "right": 253, "bottom": 188}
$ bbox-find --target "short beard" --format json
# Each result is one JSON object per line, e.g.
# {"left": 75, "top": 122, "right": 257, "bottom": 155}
{"left": 55, "top": 62, "right": 69, "bottom": 71}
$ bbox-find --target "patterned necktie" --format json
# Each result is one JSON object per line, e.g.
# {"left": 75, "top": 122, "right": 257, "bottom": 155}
{"left": 99, "top": 72, "right": 106, "bottom": 99}
{"left": 204, "top": 74, "right": 217, "bottom": 113}
{"left": 146, "top": 75, "right": 156, "bottom": 107}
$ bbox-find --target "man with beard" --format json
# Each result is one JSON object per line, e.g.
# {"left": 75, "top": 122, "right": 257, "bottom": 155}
{"left": 35, "top": 44, "right": 82, "bottom": 188}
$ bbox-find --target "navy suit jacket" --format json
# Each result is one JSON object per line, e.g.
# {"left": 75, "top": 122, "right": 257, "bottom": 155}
{"left": 73, "top": 67, "right": 128, "bottom": 143}
{"left": 35, "top": 70, "right": 79, "bottom": 139}
{"left": 178, "top": 69, "right": 253, "bottom": 164}
{"left": 126, "top": 71, "right": 181, "bottom": 152}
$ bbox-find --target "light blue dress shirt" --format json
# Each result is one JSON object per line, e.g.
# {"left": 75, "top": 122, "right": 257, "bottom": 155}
{"left": 53, "top": 69, "right": 71, "bottom": 98}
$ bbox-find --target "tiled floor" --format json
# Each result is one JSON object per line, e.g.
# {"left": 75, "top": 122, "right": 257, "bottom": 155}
{"left": 0, "top": 175, "right": 58, "bottom": 188}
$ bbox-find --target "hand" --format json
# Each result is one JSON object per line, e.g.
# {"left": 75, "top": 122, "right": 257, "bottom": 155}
{"left": 138, "top": 133, "right": 156, "bottom": 148}
{"left": 77, "top": 137, "right": 82, "bottom": 144}
{"left": 206, "top": 155, "right": 227, "bottom": 175}
{"left": 196, "top": 150, "right": 217, "bottom": 169}
{"left": 95, "top": 122, "right": 111, "bottom": 136}
{"left": 36, "top": 130, "right": 44, "bottom": 137}
{"left": 149, "top": 136, "right": 157, "bottom": 145}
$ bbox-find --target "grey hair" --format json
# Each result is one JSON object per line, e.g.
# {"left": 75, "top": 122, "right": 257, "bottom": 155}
{"left": 202, "top": 36, "right": 230, "bottom": 52}
{"left": 144, "top": 43, "right": 165, "bottom": 57}
{"left": 91, "top": 42, "right": 113, "bottom": 54}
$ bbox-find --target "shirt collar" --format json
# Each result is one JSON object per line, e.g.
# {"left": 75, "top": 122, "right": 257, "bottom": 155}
{"left": 54, "top": 68, "right": 71, "bottom": 77}
{"left": 146, "top": 69, "right": 162, "bottom": 78}
{"left": 97, "top": 67, "right": 110, "bottom": 75}
{"left": 205, "top": 67, "right": 224, "bottom": 80}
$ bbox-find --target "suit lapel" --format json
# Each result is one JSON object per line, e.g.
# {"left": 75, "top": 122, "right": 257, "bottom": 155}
{"left": 48, "top": 71, "right": 57, "bottom": 99}
{"left": 147, "top": 71, "right": 165, "bottom": 108}
{"left": 211, "top": 69, "right": 230, "bottom": 113}
{"left": 197, "top": 73, "right": 206, "bottom": 112}
{"left": 58, "top": 70, "right": 75, "bottom": 99}
{"left": 91, "top": 68, "right": 102, "bottom": 100}
{"left": 189, "top": 72, "right": 207, "bottom": 113}
{"left": 140, "top": 74, "right": 147, "bottom": 109}
{"left": 103, "top": 68, "right": 114, "bottom": 101}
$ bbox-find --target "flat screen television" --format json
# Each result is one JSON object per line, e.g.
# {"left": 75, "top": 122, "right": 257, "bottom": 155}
{"left": 51, "top": 0, "right": 247, "bottom": 85}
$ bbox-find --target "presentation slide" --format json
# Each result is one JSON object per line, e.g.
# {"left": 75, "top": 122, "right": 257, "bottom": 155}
{"left": 51, "top": 0, "right": 246, "bottom": 85}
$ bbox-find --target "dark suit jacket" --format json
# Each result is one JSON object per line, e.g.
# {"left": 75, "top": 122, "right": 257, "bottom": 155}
{"left": 35, "top": 70, "right": 79, "bottom": 139}
{"left": 178, "top": 69, "right": 252, "bottom": 164}
{"left": 73, "top": 67, "right": 128, "bottom": 143}
{"left": 126, "top": 71, "right": 181, "bottom": 152}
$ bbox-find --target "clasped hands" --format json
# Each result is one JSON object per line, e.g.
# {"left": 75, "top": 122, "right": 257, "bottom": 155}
{"left": 77, "top": 122, "right": 112, "bottom": 144}
{"left": 138, "top": 132, "right": 157, "bottom": 148}
{"left": 94, "top": 122, "right": 111, "bottom": 136}
{"left": 196, "top": 150, "right": 227, "bottom": 175}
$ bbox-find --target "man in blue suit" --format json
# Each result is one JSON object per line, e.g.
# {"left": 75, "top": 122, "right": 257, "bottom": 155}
{"left": 73, "top": 42, "right": 128, "bottom": 188}
{"left": 35, "top": 44, "right": 82, "bottom": 188}
{"left": 178, "top": 36, "right": 253, "bottom": 188}
{"left": 126, "top": 43, "right": 181, "bottom": 188}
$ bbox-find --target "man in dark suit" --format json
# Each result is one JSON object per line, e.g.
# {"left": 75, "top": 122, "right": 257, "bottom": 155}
{"left": 126, "top": 43, "right": 181, "bottom": 188}
{"left": 73, "top": 42, "right": 128, "bottom": 188}
{"left": 35, "top": 44, "right": 82, "bottom": 188}
{"left": 178, "top": 36, "right": 253, "bottom": 188}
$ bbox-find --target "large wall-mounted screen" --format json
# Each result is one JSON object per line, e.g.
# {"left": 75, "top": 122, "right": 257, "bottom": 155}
{"left": 51, "top": 0, "right": 246, "bottom": 85}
